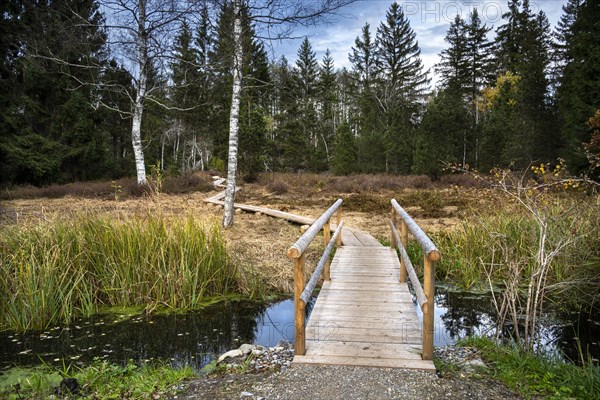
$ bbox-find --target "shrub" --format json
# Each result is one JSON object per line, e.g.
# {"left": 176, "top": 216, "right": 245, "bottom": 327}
{"left": 267, "top": 179, "right": 289, "bottom": 194}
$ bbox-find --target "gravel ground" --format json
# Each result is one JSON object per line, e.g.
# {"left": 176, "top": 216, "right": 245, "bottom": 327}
{"left": 172, "top": 346, "right": 523, "bottom": 400}
{"left": 173, "top": 365, "right": 522, "bottom": 400}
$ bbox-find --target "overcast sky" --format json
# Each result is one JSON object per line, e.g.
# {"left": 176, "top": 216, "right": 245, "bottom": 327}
{"left": 268, "top": 0, "right": 567, "bottom": 87}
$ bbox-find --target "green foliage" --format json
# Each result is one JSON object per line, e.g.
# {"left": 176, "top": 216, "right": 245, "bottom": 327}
{"left": 556, "top": 0, "right": 600, "bottom": 172}
{"left": 0, "top": 0, "right": 110, "bottom": 186}
{"left": 0, "top": 361, "right": 195, "bottom": 400}
{"left": 461, "top": 337, "right": 600, "bottom": 400}
{"left": 239, "top": 107, "right": 267, "bottom": 181}
{"left": 332, "top": 122, "right": 358, "bottom": 175}
{"left": 490, "top": 0, "right": 556, "bottom": 167}
{"left": 0, "top": 214, "right": 236, "bottom": 331}
{"left": 413, "top": 90, "right": 470, "bottom": 178}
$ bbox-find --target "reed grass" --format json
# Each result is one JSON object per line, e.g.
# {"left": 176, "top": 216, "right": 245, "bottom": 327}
{"left": 0, "top": 214, "right": 236, "bottom": 331}
{"left": 433, "top": 197, "right": 600, "bottom": 307}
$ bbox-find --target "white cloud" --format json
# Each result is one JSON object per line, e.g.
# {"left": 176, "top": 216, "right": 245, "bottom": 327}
{"left": 271, "top": 0, "right": 566, "bottom": 87}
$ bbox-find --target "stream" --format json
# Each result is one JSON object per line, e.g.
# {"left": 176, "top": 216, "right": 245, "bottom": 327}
{"left": 1, "top": 286, "right": 598, "bottom": 371}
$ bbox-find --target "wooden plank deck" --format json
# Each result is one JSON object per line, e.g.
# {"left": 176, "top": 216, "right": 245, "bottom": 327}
{"left": 293, "top": 235, "right": 436, "bottom": 372}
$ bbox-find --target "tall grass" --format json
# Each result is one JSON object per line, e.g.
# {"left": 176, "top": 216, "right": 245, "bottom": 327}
{"left": 0, "top": 214, "right": 235, "bottom": 331}
{"left": 433, "top": 197, "right": 600, "bottom": 309}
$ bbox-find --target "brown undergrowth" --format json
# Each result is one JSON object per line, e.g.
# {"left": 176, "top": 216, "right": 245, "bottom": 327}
{"left": 1, "top": 172, "right": 494, "bottom": 295}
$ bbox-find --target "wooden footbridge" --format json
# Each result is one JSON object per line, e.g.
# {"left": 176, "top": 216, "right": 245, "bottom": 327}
{"left": 205, "top": 181, "right": 439, "bottom": 372}
{"left": 287, "top": 199, "right": 439, "bottom": 372}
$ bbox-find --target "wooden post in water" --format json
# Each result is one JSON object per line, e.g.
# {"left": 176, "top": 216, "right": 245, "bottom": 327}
{"left": 399, "top": 221, "right": 408, "bottom": 283}
{"left": 422, "top": 255, "right": 435, "bottom": 360}
{"left": 324, "top": 219, "right": 331, "bottom": 281}
{"left": 336, "top": 208, "right": 343, "bottom": 246}
{"left": 294, "top": 254, "right": 306, "bottom": 355}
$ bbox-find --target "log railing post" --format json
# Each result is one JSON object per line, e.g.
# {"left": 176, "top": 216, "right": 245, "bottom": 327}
{"left": 399, "top": 220, "right": 408, "bottom": 283}
{"left": 422, "top": 255, "right": 435, "bottom": 360}
{"left": 294, "top": 254, "right": 306, "bottom": 355}
{"left": 336, "top": 207, "right": 342, "bottom": 246}
{"left": 324, "top": 219, "right": 331, "bottom": 281}
{"left": 390, "top": 207, "right": 397, "bottom": 249}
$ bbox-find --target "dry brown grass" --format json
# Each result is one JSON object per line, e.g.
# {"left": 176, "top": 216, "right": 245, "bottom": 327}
{"left": 1, "top": 172, "right": 495, "bottom": 294}
{"left": 1, "top": 172, "right": 214, "bottom": 200}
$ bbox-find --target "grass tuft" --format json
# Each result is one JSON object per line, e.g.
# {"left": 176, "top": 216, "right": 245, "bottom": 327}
{"left": 0, "top": 361, "right": 195, "bottom": 399}
{"left": 461, "top": 337, "right": 600, "bottom": 399}
{"left": 0, "top": 214, "right": 236, "bottom": 331}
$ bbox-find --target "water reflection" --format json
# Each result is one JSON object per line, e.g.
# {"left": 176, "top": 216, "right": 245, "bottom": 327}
{"left": 1, "top": 300, "right": 295, "bottom": 371}
{"left": 1, "top": 290, "right": 598, "bottom": 371}
{"left": 415, "top": 285, "right": 600, "bottom": 363}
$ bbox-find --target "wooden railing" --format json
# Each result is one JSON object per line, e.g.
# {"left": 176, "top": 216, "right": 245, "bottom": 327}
{"left": 389, "top": 199, "right": 440, "bottom": 360}
{"left": 287, "top": 199, "right": 344, "bottom": 356}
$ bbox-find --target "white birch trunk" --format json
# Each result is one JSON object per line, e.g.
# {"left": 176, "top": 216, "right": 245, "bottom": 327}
{"left": 222, "top": 0, "right": 243, "bottom": 228}
{"left": 131, "top": 0, "right": 148, "bottom": 185}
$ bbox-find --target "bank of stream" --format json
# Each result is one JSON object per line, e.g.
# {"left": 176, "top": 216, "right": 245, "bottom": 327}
{"left": 1, "top": 285, "right": 598, "bottom": 374}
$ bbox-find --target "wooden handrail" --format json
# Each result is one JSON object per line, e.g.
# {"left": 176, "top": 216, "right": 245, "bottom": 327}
{"left": 288, "top": 199, "right": 343, "bottom": 259}
{"left": 287, "top": 199, "right": 344, "bottom": 356}
{"left": 391, "top": 199, "right": 441, "bottom": 261}
{"left": 390, "top": 199, "right": 440, "bottom": 361}
{"left": 301, "top": 220, "right": 345, "bottom": 303}
{"left": 389, "top": 220, "right": 427, "bottom": 311}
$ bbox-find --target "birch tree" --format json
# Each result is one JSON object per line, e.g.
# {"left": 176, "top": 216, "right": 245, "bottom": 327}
{"left": 100, "top": 0, "right": 193, "bottom": 185}
{"left": 221, "top": 0, "right": 357, "bottom": 227}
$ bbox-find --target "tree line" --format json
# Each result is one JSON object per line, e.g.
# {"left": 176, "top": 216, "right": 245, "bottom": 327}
{"left": 1, "top": 0, "right": 599, "bottom": 187}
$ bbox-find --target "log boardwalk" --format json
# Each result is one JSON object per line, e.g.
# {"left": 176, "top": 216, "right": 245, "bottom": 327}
{"left": 289, "top": 200, "right": 438, "bottom": 372}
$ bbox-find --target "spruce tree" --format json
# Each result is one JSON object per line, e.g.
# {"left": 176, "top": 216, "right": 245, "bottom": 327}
{"left": 436, "top": 15, "right": 469, "bottom": 94}
{"left": 332, "top": 122, "right": 358, "bottom": 175}
{"left": 316, "top": 49, "right": 338, "bottom": 170}
{"left": 171, "top": 20, "right": 198, "bottom": 170}
{"left": 348, "top": 23, "right": 384, "bottom": 172}
{"left": 551, "top": 0, "right": 582, "bottom": 90}
{"left": 490, "top": 0, "right": 555, "bottom": 168}
{"left": 413, "top": 90, "right": 470, "bottom": 178}
{"left": 375, "top": 1, "right": 429, "bottom": 173}
{"left": 295, "top": 37, "right": 321, "bottom": 170}
{"left": 0, "top": 0, "right": 109, "bottom": 185}
{"left": 466, "top": 9, "right": 494, "bottom": 106}
{"left": 557, "top": 0, "right": 600, "bottom": 171}
{"left": 349, "top": 23, "right": 377, "bottom": 89}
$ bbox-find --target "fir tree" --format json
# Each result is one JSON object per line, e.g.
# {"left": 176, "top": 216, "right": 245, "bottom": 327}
{"left": 333, "top": 122, "right": 358, "bottom": 175}
{"left": 490, "top": 0, "right": 555, "bottom": 167}
{"left": 375, "top": 1, "right": 429, "bottom": 173}
{"left": 294, "top": 37, "right": 321, "bottom": 170}
{"left": 436, "top": 15, "right": 469, "bottom": 94}
{"left": 557, "top": 0, "right": 600, "bottom": 171}
{"left": 349, "top": 23, "right": 377, "bottom": 88}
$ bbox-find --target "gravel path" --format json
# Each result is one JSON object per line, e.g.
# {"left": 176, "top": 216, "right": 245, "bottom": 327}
{"left": 174, "top": 364, "right": 523, "bottom": 400}
{"left": 172, "top": 345, "right": 523, "bottom": 400}
{"left": 249, "top": 365, "right": 522, "bottom": 400}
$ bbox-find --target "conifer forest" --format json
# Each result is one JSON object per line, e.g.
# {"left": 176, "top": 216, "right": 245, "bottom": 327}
{"left": 1, "top": 0, "right": 599, "bottom": 186}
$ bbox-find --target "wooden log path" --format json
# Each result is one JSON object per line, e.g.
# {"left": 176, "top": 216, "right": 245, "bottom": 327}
{"left": 205, "top": 186, "right": 372, "bottom": 247}
{"left": 205, "top": 182, "right": 435, "bottom": 371}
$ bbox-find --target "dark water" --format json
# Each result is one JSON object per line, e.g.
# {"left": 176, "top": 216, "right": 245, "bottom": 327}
{"left": 0, "top": 300, "right": 304, "bottom": 371}
{"left": 417, "top": 286, "right": 600, "bottom": 363}
{"left": 1, "top": 289, "right": 598, "bottom": 371}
